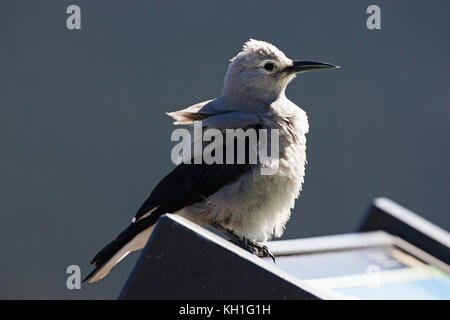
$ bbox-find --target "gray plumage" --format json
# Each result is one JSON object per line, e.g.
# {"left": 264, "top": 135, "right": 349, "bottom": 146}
{"left": 85, "top": 39, "right": 338, "bottom": 283}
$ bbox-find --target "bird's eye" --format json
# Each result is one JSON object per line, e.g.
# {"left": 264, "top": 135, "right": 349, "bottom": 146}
{"left": 263, "top": 63, "right": 275, "bottom": 71}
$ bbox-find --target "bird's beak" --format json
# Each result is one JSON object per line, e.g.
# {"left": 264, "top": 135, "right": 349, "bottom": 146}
{"left": 283, "top": 60, "right": 340, "bottom": 74}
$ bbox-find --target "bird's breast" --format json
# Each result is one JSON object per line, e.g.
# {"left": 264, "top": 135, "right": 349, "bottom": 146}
{"left": 205, "top": 111, "right": 308, "bottom": 241}
{"left": 177, "top": 108, "right": 309, "bottom": 242}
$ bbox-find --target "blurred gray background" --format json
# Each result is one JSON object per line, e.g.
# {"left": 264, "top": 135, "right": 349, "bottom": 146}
{"left": 0, "top": 0, "right": 449, "bottom": 299}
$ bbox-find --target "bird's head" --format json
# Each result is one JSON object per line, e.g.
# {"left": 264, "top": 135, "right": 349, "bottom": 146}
{"left": 222, "top": 39, "right": 339, "bottom": 105}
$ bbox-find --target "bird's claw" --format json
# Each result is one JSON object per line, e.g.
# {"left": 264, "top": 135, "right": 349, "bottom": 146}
{"left": 246, "top": 239, "right": 276, "bottom": 263}
{"left": 212, "top": 222, "right": 276, "bottom": 263}
{"left": 260, "top": 245, "right": 276, "bottom": 263}
{"left": 233, "top": 237, "right": 276, "bottom": 263}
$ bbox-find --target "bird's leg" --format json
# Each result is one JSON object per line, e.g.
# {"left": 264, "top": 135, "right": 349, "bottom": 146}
{"left": 211, "top": 222, "right": 275, "bottom": 263}
{"left": 211, "top": 222, "right": 242, "bottom": 243}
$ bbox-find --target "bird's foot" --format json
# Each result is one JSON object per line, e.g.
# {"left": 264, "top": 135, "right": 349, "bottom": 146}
{"left": 211, "top": 222, "right": 275, "bottom": 263}
{"left": 235, "top": 238, "right": 276, "bottom": 263}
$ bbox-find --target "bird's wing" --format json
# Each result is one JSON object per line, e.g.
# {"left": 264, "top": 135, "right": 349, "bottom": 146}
{"left": 88, "top": 113, "right": 261, "bottom": 274}
{"left": 135, "top": 157, "right": 251, "bottom": 220}
{"left": 135, "top": 122, "right": 261, "bottom": 221}
{"left": 135, "top": 105, "right": 263, "bottom": 220}
{"left": 88, "top": 156, "right": 252, "bottom": 268}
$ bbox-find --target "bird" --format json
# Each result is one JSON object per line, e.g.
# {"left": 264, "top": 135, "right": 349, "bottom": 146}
{"left": 84, "top": 39, "right": 339, "bottom": 283}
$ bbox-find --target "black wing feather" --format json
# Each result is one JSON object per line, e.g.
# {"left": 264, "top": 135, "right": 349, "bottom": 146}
{"left": 85, "top": 124, "right": 260, "bottom": 280}
{"left": 135, "top": 124, "right": 261, "bottom": 219}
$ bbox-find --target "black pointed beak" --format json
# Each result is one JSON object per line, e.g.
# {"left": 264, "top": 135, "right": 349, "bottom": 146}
{"left": 283, "top": 60, "right": 340, "bottom": 74}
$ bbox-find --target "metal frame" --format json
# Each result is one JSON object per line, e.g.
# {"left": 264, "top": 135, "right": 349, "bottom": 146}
{"left": 119, "top": 214, "right": 330, "bottom": 299}
{"left": 119, "top": 197, "right": 450, "bottom": 299}
{"left": 359, "top": 197, "right": 450, "bottom": 266}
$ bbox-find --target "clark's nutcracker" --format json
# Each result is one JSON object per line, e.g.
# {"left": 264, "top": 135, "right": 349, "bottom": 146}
{"left": 85, "top": 39, "right": 338, "bottom": 283}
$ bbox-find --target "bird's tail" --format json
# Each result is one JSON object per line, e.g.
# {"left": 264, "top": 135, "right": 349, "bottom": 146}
{"left": 83, "top": 216, "right": 158, "bottom": 283}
